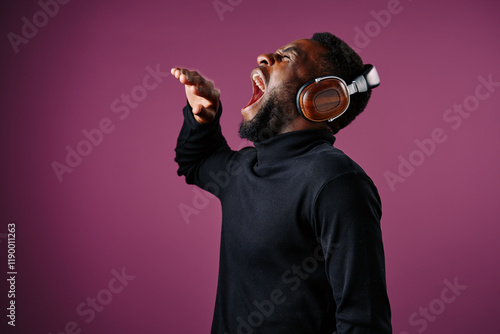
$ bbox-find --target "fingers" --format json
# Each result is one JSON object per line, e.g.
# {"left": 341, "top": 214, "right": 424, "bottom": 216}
{"left": 171, "top": 67, "right": 219, "bottom": 100}
{"left": 171, "top": 67, "right": 203, "bottom": 86}
{"left": 186, "top": 81, "right": 220, "bottom": 102}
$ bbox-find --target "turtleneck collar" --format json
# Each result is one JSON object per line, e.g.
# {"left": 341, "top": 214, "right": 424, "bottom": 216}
{"left": 252, "top": 129, "right": 335, "bottom": 165}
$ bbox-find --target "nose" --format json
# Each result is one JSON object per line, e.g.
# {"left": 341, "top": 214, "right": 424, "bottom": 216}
{"left": 257, "top": 53, "right": 275, "bottom": 66}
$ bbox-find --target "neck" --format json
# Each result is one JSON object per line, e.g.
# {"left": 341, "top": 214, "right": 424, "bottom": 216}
{"left": 279, "top": 116, "right": 331, "bottom": 135}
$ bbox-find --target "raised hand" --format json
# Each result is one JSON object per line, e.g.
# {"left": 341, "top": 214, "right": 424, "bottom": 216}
{"left": 171, "top": 67, "right": 220, "bottom": 124}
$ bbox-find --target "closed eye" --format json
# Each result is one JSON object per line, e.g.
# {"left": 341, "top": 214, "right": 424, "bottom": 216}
{"left": 280, "top": 54, "right": 291, "bottom": 61}
{"left": 277, "top": 46, "right": 298, "bottom": 61}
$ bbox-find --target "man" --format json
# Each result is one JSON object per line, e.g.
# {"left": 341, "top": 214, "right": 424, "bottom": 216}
{"left": 172, "top": 32, "right": 392, "bottom": 333}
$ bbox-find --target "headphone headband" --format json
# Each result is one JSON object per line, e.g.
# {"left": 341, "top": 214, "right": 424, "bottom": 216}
{"left": 349, "top": 64, "right": 380, "bottom": 95}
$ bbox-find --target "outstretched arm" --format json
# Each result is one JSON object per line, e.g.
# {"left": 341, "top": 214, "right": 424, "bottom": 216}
{"left": 172, "top": 68, "right": 235, "bottom": 194}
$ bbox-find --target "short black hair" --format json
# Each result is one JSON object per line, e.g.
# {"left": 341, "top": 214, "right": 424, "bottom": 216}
{"left": 311, "top": 32, "right": 372, "bottom": 134}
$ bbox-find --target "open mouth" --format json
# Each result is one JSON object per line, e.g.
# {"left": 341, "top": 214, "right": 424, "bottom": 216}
{"left": 243, "top": 70, "right": 266, "bottom": 109}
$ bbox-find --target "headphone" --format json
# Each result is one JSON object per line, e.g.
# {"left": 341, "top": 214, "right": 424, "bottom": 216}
{"left": 296, "top": 64, "right": 380, "bottom": 122}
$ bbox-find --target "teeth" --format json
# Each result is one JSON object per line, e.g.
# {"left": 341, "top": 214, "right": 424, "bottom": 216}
{"left": 252, "top": 74, "right": 265, "bottom": 92}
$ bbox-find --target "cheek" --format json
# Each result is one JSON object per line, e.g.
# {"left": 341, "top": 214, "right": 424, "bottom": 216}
{"left": 268, "top": 76, "right": 301, "bottom": 94}
{"left": 270, "top": 66, "right": 301, "bottom": 85}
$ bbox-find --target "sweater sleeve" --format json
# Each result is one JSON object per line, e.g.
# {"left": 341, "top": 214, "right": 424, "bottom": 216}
{"left": 174, "top": 103, "right": 236, "bottom": 194}
{"left": 313, "top": 171, "right": 392, "bottom": 334}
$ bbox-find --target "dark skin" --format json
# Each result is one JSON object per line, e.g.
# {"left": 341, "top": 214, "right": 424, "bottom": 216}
{"left": 171, "top": 38, "right": 329, "bottom": 133}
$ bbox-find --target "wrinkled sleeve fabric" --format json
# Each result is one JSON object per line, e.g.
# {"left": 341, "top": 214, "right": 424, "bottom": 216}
{"left": 313, "top": 171, "right": 392, "bottom": 334}
{"left": 174, "top": 103, "right": 236, "bottom": 194}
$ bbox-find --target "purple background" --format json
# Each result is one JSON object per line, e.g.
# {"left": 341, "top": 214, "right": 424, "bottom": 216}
{"left": 1, "top": 0, "right": 499, "bottom": 333}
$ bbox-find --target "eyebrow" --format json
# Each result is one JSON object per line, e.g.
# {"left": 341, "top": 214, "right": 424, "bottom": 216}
{"left": 277, "top": 46, "right": 300, "bottom": 55}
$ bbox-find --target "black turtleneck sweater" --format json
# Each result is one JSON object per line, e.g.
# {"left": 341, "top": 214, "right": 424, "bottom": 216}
{"left": 174, "top": 104, "right": 392, "bottom": 334}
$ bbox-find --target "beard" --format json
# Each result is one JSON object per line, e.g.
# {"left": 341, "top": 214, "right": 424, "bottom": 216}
{"left": 238, "top": 85, "right": 298, "bottom": 143}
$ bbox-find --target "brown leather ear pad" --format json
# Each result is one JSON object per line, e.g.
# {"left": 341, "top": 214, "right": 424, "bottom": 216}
{"left": 297, "top": 78, "right": 350, "bottom": 122}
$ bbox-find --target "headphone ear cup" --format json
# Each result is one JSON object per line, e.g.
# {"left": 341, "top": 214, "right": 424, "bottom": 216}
{"left": 297, "top": 78, "right": 350, "bottom": 122}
